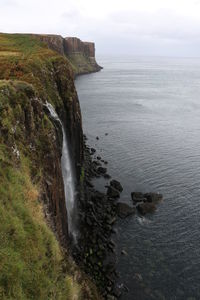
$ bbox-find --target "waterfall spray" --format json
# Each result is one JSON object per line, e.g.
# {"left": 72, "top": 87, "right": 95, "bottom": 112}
{"left": 45, "top": 102, "right": 77, "bottom": 242}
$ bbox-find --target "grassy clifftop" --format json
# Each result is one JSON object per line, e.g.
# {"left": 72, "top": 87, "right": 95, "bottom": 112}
{"left": 0, "top": 34, "right": 100, "bottom": 299}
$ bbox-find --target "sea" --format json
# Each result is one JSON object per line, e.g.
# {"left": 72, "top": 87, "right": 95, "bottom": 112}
{"left": 75, "top": 56, "right": 200, "bottom": 300}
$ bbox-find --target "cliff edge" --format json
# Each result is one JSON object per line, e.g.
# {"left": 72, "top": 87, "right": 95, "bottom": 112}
{"left": 34, "top": 34, "right": 102, "bottom": 76}
{"left": 0, "top": 33, "right": 101, "bottom": 299}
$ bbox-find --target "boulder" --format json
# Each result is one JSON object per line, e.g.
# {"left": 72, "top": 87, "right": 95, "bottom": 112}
{"left": 97, "top": 156, "right": 101, "bottom": 160}
{"left": 121, "top": 249, "right": 128, "bottom": 256}
{"left": 107, "top": 186, "right": 120, "bottom": 198}
{"left": 131, "top": 192, "right": 146, "bottom": 203}
{"left": 110, "top": 180, "right": 123, "bottom": 192}
{"left": 104, "top": 174, "right": 111, "bottom": 179}
{"left": 97, "top": 167, "right": 107, "bottom": 174}
{"left": 90, "top": 148, "right": 96, "bottom": 154}
{"left": 86, "top": 180, "right": 94, "bottom": 188}
{"left": 117, "top": 202, "right": 136, "bottom": 218}
{"left": 137, "top": 202, "right": 157, "bottom": 215}
{"left": 144, "top": 192, "right": 163, "bottom": 203}
{"left": 92, "top": 160, "right": 101, "bottom": 167}
{"left": 96, "top": 136, "right": 99, "bottom": 140}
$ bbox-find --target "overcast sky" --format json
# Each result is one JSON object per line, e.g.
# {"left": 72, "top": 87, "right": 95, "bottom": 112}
{"left": 1, "top": 0, "right": 200, "bottom": 57}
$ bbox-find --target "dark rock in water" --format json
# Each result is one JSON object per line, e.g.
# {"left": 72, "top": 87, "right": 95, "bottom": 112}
{"left": 92, "top": 160, "right": 101, "bottom": 167}
{"left": 134, "top": 273, "right": 143, "bottom": 282}
{"left": 90, "top": 148, "right": 96, "bottom": 154}
{"left": 104, "top": 174, "right": 111, "bottom": 179}
{"left": 86, "top": 180, "right": 94, "bottom": 188}
{"left": 131, "top": 192, "right": 146, "bottom": 203}
{"left": 113, "top": 285, "right": 123, "bottom": 298}
{"left": 97, "top": 156, "right": 101, "bottom": 160}
{"left": 97, "top": 167, "right": 107, "bottom": 174}
{"left": 83, "top": 134, "right": 88, "bottom": 141}
{"left": 96, "top": 136, "right": 99, "bottom": 140}
{"left": 117, "top": 202, "right": 136, "bottom": 218}
{"left": 107, "top": 216, "right": 117, "bottom": 225}
{"left": 104, "top": 161, "right": 108, "bottom": 165}
{"left": 110, "top": 180, "right": 123, "bottom": 192}
{"left": 105, "top": 133, "right": 108, "bottom": 136}
{"left": 121, "top": 249, "right": 128, "bottom": 256}
{"left": 107, "top": 186, "right": 120, "bottom": 198}
{"left": 137, "top": 202, "right": 157, "bottom": 215}
{"left": 144, "top": 192, "right": 163, "bottom": 203}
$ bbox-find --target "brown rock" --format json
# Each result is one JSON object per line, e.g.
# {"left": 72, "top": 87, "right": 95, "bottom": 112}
{"left": 117, "top": 202, "right": 136, "bottom": 218}
{"left": 137, "top": 202, "right": 157, "bottom": 215}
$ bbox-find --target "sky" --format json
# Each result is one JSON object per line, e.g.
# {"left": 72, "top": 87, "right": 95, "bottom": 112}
{"left": 1, "top": 0, "right": 200, "bottom": 56}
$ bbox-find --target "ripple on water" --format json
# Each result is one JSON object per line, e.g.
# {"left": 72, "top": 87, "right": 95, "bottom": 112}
{"left": 76, "top": 56, "right": 200, "bottom": 299}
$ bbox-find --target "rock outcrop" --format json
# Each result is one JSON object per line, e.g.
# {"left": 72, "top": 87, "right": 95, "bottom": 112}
{"left": 35, "top": 34, "right": 102, "bottom": 76}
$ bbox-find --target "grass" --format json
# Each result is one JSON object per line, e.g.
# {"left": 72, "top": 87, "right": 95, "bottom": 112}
{"left": 67, "top": 53, "right": 95, "bottom": 75}
{"left": 0, "top": 34, "right": 101, "bottom": 300}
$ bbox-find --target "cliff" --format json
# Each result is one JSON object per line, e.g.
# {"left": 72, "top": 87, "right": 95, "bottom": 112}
{"left": 34, "top": 34, "right": 102, "bottom": 76}
{"left": 0, "top": 33, "right": 101, "bottom": 299}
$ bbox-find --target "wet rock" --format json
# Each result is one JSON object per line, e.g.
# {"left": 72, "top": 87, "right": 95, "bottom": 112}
{"left": 92, "top": 160, "right": 101, "bottom": 167}
{"left": 121, "top": 249, "right": 128, "bottom": 256}
{"left": 110, "top": 180, "right": 123, "bottom": 192}
{"left": 97, "top": 156, "right": 101, "bottom": 160}
{"left": 86, "top": 180, "right": 94, "bottom": 188}
{"left": 137, "top": 202, "right": 157, "bottom": 215}
{"left": 134, "top": 273, "right": 143, "bottom": 282}
{"left": 144, "top": 192, "right": 163, "bottom": 203}
{"left": 104, "top": 161, "right": 108, "bottom": 165}
{"left": 97, "top": 167, "right": 107, "bottom": 174}
{"left": 117, "top": 202, "right": 136, "bottom": 218}
{"left": 96, "top": 136, "right": 99, "bottom": 140}
{"left": 113, "top": 285, "right": 123, "bottom": 298}
{"left": 107, "top": 216, "right": 117, "bottom": 225}
{"left": 83, "top": 134, "right": 88, "bottom": 141}
{"left": 111, "top": 228, "right": 118, "bottom": 234}
{"left": 107, "top": 186, "right": 120, "bottom": 198}
{"left": 131, "top": 192, "right": 146, "bottom": 203}
{"left": 107, "top": 296, "right": 116, "bottom": 300}
{"left": 105, "top": 133, "right": 108, "bottom": 136}
{"left": 90, "top": 147, "right": 96, "bottom": 154}
{"left": 104, "top": 174, "right": 111, "bottom": 179}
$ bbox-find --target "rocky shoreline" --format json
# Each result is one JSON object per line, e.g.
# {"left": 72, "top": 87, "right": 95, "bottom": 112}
{"left": 74, "top": 135, "right": 163, "bottom": 299}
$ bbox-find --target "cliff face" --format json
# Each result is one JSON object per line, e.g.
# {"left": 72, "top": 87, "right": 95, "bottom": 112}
{"left": 0, "top": 33, "right": 100, "bottom": 299}
{"left": 35, "top": 34, "right": 102, "bottom": 76}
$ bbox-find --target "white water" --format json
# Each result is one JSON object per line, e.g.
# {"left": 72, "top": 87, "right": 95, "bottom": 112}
{"left": 45, "top": 102, "right": 77, "bottom": 241}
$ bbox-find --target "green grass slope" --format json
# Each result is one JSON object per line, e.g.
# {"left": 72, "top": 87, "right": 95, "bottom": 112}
{"left": 0, "top": 34, "right": 101, "bottom": 300}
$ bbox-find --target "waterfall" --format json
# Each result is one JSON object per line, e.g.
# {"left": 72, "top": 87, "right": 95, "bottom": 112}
{"left": 45, "top": 102, "right": 77, "bottom": 241}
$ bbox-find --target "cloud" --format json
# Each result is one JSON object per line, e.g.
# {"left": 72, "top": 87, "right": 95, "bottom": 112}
{"left": 1, "top": 0, "right": 200, "bottom": 56}
{"left": 0, "top": 0, "right": 18, "bottom": 6}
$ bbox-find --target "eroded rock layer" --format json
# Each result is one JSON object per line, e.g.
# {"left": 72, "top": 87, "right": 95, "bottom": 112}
{"left": 35, "top": 34, "right": 102, "bottom": 75}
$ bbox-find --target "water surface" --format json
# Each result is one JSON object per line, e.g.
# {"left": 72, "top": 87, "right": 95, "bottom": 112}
{"left": 75, "top": 56, "right": 200, "bottom": 300}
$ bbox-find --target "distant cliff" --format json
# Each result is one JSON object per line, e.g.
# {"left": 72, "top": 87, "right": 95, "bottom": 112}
{"left": 34, "top": 34, "right": 102, "bottom": 76}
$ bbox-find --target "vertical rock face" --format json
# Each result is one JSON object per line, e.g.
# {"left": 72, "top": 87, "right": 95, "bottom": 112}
{"left": 0, "top": 33, "right": 84, "bottom": 246}
{"left": 35, "top": 34, "right": 102, "bottom": 75}
{"left": 83, "top": 42, "right": 95, "bottom": 57}
{"left": 64, "top": 37, "right": 85, "bottom": 54}
{"left": 64, "top": 38, "right": 95, "bottom": 58}
{"left": 35, "top": 34, "right": 65, "bottom": 55}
